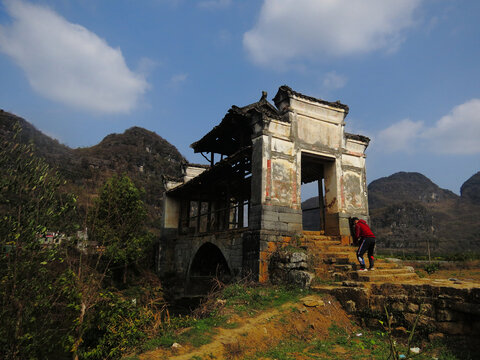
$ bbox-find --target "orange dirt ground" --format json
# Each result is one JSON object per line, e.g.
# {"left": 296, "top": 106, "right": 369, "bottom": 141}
{"left": 137, "top": 294, "right": 356, "bottom": 360}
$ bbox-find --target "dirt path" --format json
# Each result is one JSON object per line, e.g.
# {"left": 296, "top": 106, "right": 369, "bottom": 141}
{"left": 138, "top": 294, "right": 355, "bottom": 360}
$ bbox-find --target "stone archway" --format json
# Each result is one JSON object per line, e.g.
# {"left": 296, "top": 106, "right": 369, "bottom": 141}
{"left": 186, "top": 242, "right": 232, "bottom": 295}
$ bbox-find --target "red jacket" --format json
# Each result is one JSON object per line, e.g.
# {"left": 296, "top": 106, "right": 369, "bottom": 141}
{"left": 355, "top": 219, "right": 375, "bottom": 239}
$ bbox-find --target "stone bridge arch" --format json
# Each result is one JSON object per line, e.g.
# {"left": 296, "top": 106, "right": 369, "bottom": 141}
{"left": 185, "top": 241, "right": 233, "bottom": 295}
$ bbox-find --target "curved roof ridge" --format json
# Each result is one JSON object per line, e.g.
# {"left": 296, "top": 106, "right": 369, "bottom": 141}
{"left": 276, "top": 85, "right": 349, "bottom": 114}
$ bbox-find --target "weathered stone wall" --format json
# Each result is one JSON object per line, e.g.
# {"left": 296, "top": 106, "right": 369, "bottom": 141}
{"left": 158, "top": 230, "right": 245, "bottom": 293}
{"left": 268, "top": 248, "right": 314, "bottom": 288}
{"left": 242, "top": 229, "right": 306, "bottom": 283}
{"left": 333, "top": 282, "right": 480, "bottom": 342}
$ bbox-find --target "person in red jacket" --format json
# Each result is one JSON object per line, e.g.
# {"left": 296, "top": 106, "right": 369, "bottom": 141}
{"left": 352, "top": 217, "right": 376, "bottom": 271}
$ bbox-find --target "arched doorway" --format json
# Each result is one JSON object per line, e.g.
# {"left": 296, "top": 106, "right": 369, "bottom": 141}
{"left": 186, "top": 242, "right": 231, "bottom": 295}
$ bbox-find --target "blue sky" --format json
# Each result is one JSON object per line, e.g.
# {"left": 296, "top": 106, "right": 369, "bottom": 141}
{"left": 1, "top": 0, "right": 479, "bottom": 196}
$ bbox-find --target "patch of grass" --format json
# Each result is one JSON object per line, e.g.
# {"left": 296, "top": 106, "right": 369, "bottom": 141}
{"left": 221, "top": 321, "right": 239, "bottom": 329}
{"left": 282, "top": 245, "right": 306, "bottom": 253}
{"left": 415, "top": 270, "right": 427, "bottom": 278}
{"left": 244, "top": 322, "right": 465, "bottom": 360}
{"left": 178, "top": 317, "right": 222, "bottom": 347}
{"left": 245, "top": 339, "right": 306, "bottom": 360}
{"left": 140, "top": 337, "right": 169, "bottom": 352}
{"left": 311, "top": 277, "right": 336, "bottom": 286}
{"left": 220, "top": 283, "right": 306, "bottom": 315}
{"left": 424, "top": 262, "right": 440, "bottom": 274}
{"left": 141, "top": 314, "right": 228, "bottom": 350}
{"left": 289, "top": 305, "right": 301, "bottom": 314}
{"left": 277, "top": 314, "right": 289, "bottom": 325}
{"left": 328, "top": 322, "right": 348, "bottom": 337}
{"left": 223, "top": 341, "right": 245, "bottom": 359}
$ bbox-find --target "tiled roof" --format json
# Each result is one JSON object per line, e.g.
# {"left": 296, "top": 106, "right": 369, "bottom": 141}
{"left": 345, "top": 132, "right": 370, "bottom": 144}
{"left": 274, "top": 85, "right": 349, "bottom": 115}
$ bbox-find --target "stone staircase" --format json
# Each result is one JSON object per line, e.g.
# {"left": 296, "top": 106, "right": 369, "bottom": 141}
{"left": 300, "top": 231, "right": 418, "bottom": 288}
{"left": 299, "top": 232, "right": 480, "bottom": 345}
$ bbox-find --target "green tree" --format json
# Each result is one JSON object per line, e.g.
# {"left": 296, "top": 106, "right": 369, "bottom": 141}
{"left": 88, "top": 174, "right": 152, "bottom": 284}
{"left": 0, "top": 125, "right": 78, "bottom": 359}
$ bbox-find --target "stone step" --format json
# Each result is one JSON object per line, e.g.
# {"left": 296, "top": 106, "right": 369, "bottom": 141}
{"left": 310, "top": 284, "right": 337, "bottom": 294}
{"left": 314, "top": 251, "right": 354, "bottom": 257}
{"left": 321, "top": 245, "right": 357, "bottom": 252}
{"left": 322, "top": 257, "right": 352, "bottom": 265}
{"left": 302, "top": 236, "right": 342, "bottom": 243}
{"left": 302, "top": 230, "right": 325, "bottom": 236}
{"left": 303, "top": 233, "right": 341, "bottom": 238}
{"left": 333, "top": 264, "right": 353, "bottom": 271}
{"left": 301, "top": 240, "right": 343, "bottom": 248}
{"left": 372, "top": 261, "right": 400, "bottom": 269}
{"left": 360, "top": 268, "right": 412, "bottom": 275}
{"left": 345, "top": 262, "right": 402, "bottom": 270}
{"left": 352, "top": 272, "right": 418, "bottom": 282}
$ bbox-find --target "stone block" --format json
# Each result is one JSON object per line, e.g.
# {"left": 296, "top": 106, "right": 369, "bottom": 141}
{"left": 436, "top": 321, "right": 464, "bottom": 335}
{"left": 428, "top": 332, "right": 445, "bottom": 342}
{"left": 288, "top": 223, "right": 303, "bottom": 232}
{"left": 436, "top": 309, "right": 459, "bottom": 322}
{"left": 407, "top": 303, "right": 419, "bottom": 313}
{"left": 450, "top": 302, "right": 480, "bottom": 316}
{"left": 369, "top": 295, "right": 386, "bottom": 313}
{"left": 287, "top": 270, "right": 314, "bottom": 288}
{"left": 393, "top": 327, "right": 408, "bottom": 337}
{"left": 333, "top": 287, "right": 369, "bottom": 309}
{"left": 366, "top": 318, "right": 380, "bottom": 328}
{"left": 392, "top": 302, "right": 405, "bottom": 312}
{"left": 404, "top": 313, "right": 435, "bottom": 329}
{"left": 386, "top": 294, "right": 408, "bottom": 303}
{"left": 345, "top": 300, "right": 356, "bottom": 313}
{"left": 290, "top": 251, "right": 307, "bottom": 263}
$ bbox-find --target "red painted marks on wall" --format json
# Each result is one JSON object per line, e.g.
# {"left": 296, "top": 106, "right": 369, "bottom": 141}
{"left": 340, "top": 175, "right": 345, "bottom": 208}
{"left": 291, "top": 168, "right": 297, "bottom": 204}
{"left": 266, "top": 159, "right": 271, "bottom": 198}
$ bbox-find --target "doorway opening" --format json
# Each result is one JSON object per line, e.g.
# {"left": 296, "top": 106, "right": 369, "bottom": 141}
{"left": 300, "top": 152, "right": 334, "bottom": 232}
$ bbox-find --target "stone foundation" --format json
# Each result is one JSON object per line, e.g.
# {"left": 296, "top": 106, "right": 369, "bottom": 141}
{"left": 332, "top": 281, "right": 480, "bottom": 349}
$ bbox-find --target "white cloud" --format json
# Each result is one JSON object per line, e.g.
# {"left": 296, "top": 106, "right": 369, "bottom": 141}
{"left": 376, "top": 118, "right": 424, "bottom": 153}
{"left": 169, "top": 73, "right": 188, "bottom": 88}
{"left": 323, "top": 71, "right": 347, "bottom": 90}
{"left": 243, "top": 0, "right": 422, "bottom": 66}
{"left": 422, "top": 99, "right": 480, "bottom": 154}
{"left": 376, "top": 99, "right": 480, "bottom": 155}
{"left": 198, "top": 0, "right": 232, "bottom": 9}
{"left": 0, "top": 0, "right": 148, "bottom": 114}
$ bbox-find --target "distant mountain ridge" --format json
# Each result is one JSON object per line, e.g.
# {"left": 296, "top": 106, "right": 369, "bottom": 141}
{"left": 368, "top": 172, "right": 458, "bottom": 209}
{"left": 0, "top": 110, "right": 186, "bottom": 233}
{"left": 369, "top": 171, "right": 480, "bottom": 255}
{"left": 461, "top": 171, "right": 480, "bottom": 204}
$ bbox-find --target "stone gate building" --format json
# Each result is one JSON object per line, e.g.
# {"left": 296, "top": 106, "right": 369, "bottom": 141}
{"left": 159, "top": 86, "right": 370, "bottom": 296}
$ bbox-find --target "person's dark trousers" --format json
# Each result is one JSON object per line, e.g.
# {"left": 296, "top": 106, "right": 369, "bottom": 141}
{"left": 356, "top": 237, "right": 376, "bottom": 269}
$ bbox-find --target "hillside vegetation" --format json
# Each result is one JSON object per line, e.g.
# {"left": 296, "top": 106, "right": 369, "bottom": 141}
{"left": 0, "top": 110, "right": 186, "bottom": 233}
{"left": 369, "top": 172, "right": 480, "bottom": 256}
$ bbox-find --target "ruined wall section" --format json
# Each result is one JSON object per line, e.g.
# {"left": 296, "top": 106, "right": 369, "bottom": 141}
{"left": 246, "top": 112, "right": 304, "bottom": 282}
{"left": 288, "top": 95, "right": 349, "bottom": 235}
{"left": 281, "top": 93, "right": 370, "bottom": 236}
{"left": 342, "top": 137, "right": 370, "bottom": 225}
{"left": 333, "top": 282, "right": 480, "bottom": 345}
